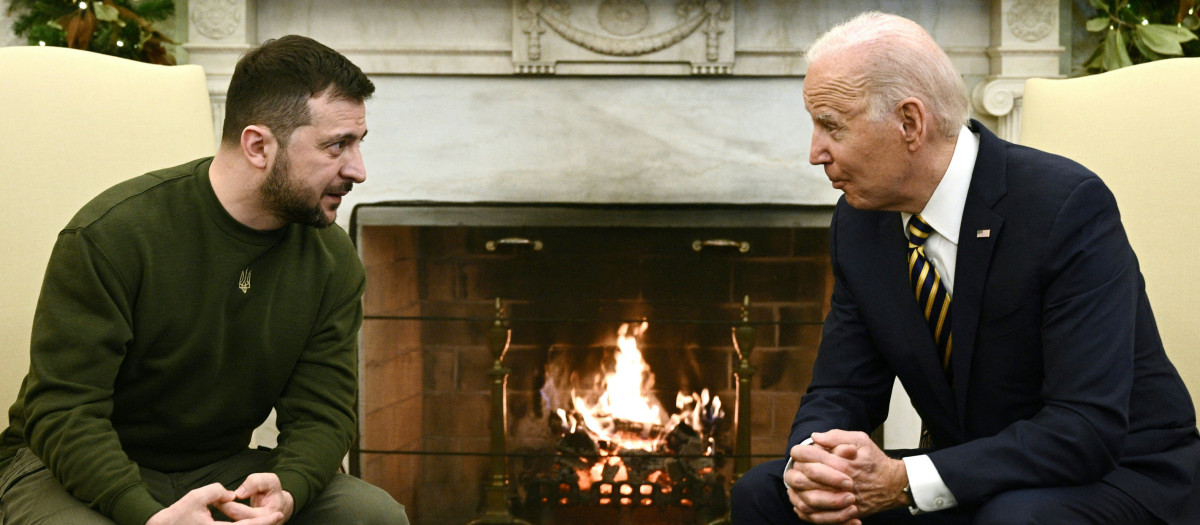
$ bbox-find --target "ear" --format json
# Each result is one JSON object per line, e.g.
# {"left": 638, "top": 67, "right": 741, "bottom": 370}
{"left": 240, "top": 125, "right": 277, "bottom": 170}
{"left": 896, "top": 97, "right": 928, "bottom": 152}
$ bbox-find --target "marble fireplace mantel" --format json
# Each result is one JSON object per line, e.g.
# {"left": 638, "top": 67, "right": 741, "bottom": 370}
{"left": 183, "top": 0, "right": 1063, "bottom": 226}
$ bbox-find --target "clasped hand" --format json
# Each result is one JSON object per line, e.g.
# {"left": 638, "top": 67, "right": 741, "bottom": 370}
{"left": 782, "top": 430, "right": 908, "bottom": 524}
{"left": 145, "top": 472, "right": 295, "bottom": 525}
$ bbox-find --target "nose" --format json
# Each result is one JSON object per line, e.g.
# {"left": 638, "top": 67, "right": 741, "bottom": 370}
{"left": 342, "top": 146, "right": 367, "bottom": 183}
{"left": 809, "top": 133, "right": 832, "bottom": 166}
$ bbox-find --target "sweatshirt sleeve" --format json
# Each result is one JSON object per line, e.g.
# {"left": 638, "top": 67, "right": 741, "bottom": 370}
{"left": 268, "top": 251, "right": 365, "bottom": 511}
{"left": 22, "top": 230, "right": 166, "bottom": 525}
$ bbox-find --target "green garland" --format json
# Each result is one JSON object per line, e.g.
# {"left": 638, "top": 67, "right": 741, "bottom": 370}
{"left": 6, "top": 0, "right": 177, "bottom": 64}
{"left": 1082, "top": 0, "right": 1200, "bottom": 73}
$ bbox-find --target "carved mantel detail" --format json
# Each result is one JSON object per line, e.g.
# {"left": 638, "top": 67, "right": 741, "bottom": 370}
{"left": 513, "top": 0, "right": 734, "bottom": 75}
{"left": 190, "top": 0, "right": 242, "bottom": 41}
{"left": 972, "top": 77, "right": 1027, "bottom": 142}
{"left": 973, "top": 0, "right": 1063, "bottom": 142}
{"left": 1006, "top": 0, "right": 1056, "bottom": 43}
{"left": 184, "top": 0, "right": 256, "bottom": 145}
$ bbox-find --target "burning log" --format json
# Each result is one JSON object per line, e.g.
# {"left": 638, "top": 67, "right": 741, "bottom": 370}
{"left": 612, "top": 417, "right": 665, "bottom": 439}
{"left": 555, "top": 428, "right": 599, "bottom": 470}
{"left": 664, "top": 420, "right": 701, "bottom": 455}
{"left": 613, "top": 449, "right": 664, "bottom": 483}
{"left": 519, "top": 322, "right": 731, "bottom": 520}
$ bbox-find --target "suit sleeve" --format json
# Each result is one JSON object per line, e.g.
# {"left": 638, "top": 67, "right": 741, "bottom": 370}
{"left": 268, "top": 253, "right": 365, "bottom": 512}
{"left": 930, "top": 177, "right": 1136, "bottom": 504}
{"left": 788, "top": 203, "right": 897, "bottom": 452}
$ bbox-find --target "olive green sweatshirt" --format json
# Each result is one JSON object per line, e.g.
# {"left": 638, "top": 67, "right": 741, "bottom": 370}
{"left": 0, "top": 158, "right": 365, "bottom": 525}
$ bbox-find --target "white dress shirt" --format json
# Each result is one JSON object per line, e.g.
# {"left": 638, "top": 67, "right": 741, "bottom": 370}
{"left": 897, "top": 125, "right": 977, "bottom": 513}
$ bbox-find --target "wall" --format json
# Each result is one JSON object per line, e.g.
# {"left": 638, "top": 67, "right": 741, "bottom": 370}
{"left": 0, "top": 4, "right": 21, "bottom": 47}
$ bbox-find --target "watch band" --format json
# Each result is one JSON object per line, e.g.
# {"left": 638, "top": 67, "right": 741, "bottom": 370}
{"left": 902, "top": 484, "right": 921, "bottom": 515}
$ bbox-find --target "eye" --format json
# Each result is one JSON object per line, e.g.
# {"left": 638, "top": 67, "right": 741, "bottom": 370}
{"left": 820, "top": 120, "right": 846, "bottom": 140}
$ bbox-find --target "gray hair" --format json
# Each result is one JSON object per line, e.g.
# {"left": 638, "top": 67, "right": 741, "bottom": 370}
{"left": 806, "top": 11, "right": 968, "bottom": 138}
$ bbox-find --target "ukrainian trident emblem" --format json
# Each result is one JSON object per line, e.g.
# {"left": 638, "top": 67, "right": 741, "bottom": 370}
{"left": 238, "top": 269, "right": 252, "bottom": 294}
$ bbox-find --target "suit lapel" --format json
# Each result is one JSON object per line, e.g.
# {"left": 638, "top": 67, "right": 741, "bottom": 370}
{"left": 951, "top": 121, "right": 1008, "bottom": 426}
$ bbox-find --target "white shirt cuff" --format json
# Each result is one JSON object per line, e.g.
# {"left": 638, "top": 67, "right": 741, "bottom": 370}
{"left": 902, "top": 455, "right": 958, "bottom": 513}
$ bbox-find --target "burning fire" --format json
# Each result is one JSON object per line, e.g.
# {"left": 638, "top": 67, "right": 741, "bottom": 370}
{"left": 541, "top": 322, "right": 724, "bottom": 500}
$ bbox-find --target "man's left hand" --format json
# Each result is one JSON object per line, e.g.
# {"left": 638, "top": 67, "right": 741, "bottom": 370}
{"left": 810, "top": 430, "right": 909, "bottom": 517}
{"left": 223, "top": 473, "right": 295, "bottom": 525}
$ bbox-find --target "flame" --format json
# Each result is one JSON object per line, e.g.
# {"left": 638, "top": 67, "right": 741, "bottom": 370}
{"left": 569, "top": 322, "right": 670, "bottom": 451}
{"left": 605, "top": 322, "right": 662, "bottom": 427}
{"left": 539, "top": 322, "right": 726, "bottom": 497}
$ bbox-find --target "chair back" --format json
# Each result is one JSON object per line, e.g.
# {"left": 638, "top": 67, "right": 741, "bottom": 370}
{"left": 1021, "top": 57, "right": 1200, "bottom": 411}
{"left": 0, "top": 46, "right": 215, "bottom": 403}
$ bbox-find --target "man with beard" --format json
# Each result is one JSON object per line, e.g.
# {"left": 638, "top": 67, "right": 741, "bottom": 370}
{"left": 0, "top": 36, "right": 408, "bottom": 525}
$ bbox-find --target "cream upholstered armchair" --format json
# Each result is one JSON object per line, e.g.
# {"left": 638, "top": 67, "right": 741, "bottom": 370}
{"left": 1020, "top": 58, "right": 1200, "bottom": 409}
{"left": 0, "top": 46, "right": 215, "bottom": 405}
{"left": 1022, "top": 57, "right": 1200, "bottom": 523}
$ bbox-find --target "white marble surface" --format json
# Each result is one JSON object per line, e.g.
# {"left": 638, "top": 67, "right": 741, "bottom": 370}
{"left": 342, "top": 75, "right": 839, "bottom": 221}
{"left": 1, "top": 3, "right": 24, "bottom": 47}
{"left": 237, "top": 0, "right": 1007, "bottom": 229}
{"left": 258, "top": 0, "right": 513, "bottom": 51}
{"left": 256, "top": 0, "right": 992, "bottom": 54}
{"left": 735, "top": 0, "right": 991, "bottom": 50}
{"left": 244, "top": 0, "right": 998, "bottom": 76}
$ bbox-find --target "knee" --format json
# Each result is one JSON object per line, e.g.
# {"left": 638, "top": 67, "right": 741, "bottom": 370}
{"left": 346, "top": 483, "right": 409, "bottom": 525}
{"left": 730, "top": 460, "right": 776, "bottom": 508}
{"left": 973, "top": 490, "right": 1051, "bottom": 525}
{"left": 729, "top": 469, "right": 758, "bottom": 508}
{"left": 299, "top": 475, "right": 410, "bottom": 525}
{"left": 730, "top": 459, "right": 795, "bottom": 524}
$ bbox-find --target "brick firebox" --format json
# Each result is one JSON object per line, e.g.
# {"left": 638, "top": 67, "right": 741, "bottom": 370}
{"left": 351, "top": 204, "right": 832, "bottom": 524}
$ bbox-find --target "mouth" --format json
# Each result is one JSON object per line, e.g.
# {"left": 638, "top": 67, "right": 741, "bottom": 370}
{"left": 323, "top": 182, "right": 354, "bottom": 204}
{"left": 323, "top": 190, "right": 350, "bottom": 208}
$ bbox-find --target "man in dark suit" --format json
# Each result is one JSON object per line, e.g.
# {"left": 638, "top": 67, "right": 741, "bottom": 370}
{"left": 729, "top": 11, "right": 1200, "bottom": 525}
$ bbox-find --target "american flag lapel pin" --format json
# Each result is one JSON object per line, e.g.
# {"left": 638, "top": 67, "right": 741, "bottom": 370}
{"left": 976, "top": 229, "right": 991, "bottom": 238}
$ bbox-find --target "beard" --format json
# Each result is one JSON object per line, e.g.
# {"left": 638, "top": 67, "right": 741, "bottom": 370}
{"left": 260, "top": 149, "right": 350, "bottom": 229}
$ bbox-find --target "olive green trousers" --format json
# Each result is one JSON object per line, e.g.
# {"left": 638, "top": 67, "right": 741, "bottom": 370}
{"left": 0, "top": 447, "right": 408, "bottom": 524}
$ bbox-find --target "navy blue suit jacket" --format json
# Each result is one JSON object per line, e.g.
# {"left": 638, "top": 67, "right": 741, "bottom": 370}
{"left": 788, "top": 121, "right": 1200, "bottom": 520}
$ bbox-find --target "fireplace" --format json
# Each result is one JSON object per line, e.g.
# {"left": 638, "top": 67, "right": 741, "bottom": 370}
{"left": 352, "top": 203, "right": 832, "bottom": 524}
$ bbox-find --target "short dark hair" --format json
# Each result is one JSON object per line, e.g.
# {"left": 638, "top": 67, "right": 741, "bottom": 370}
{"left": 221, "top": 35, "right": 375, "bottom": 147}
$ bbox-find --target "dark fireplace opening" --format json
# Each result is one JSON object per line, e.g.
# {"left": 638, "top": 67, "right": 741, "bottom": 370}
{"left": 351, "top": 203, "right": 831, "bottom": 525}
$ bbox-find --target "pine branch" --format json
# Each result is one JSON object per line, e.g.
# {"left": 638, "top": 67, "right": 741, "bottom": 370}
{"left": 8, "top": 0, "right": 179, "bottom": 64}
{"left": 131, "top": 0, "right": 174, "bottom": 21}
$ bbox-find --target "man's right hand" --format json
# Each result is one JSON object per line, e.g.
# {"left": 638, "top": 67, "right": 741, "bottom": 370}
{"left": 784, "top": 441, "right": 862, "bottom": 524}
{"left": 145, "top": 483, "right": 283, "bottom": 525}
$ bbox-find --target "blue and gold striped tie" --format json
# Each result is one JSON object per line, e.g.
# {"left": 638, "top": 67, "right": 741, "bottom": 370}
{"left": 907, "top": 215, "right": 952, "bottom": 372}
